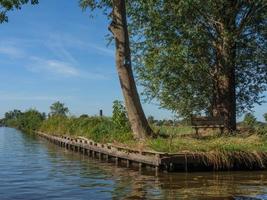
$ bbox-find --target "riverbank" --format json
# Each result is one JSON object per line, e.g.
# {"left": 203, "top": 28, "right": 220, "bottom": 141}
{"left": 37, "top": 131, "right": 267, "bottom": 172}
{"left": 3, "top": 113, "right": 267, "bottom": 171}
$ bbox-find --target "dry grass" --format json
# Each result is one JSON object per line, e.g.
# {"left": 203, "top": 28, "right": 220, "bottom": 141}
{"left": 144, "top": 133, "right": 267, "bottom": 170}
{"left": 147, "top": 134, "right": 267, "bottom": 152}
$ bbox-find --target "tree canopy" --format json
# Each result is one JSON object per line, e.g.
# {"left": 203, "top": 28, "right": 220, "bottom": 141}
{"left": 49, "top": 101, "right": 69, "bottom": 117}
{"left": 128, "top": 0, "right": 267, "bottom": 120}
{"left": 0, "top": 0, "right": 38, "bottom": 23}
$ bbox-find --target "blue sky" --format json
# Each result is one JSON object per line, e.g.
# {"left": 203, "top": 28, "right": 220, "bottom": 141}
{"left": 0, "top": 0, "right": 173, "bottom": 120}
{"left": 0, "top": 0, "right": 266, "bottom": 121}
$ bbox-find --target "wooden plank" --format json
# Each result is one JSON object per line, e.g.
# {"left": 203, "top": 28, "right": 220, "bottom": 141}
{"left": 37, "top": 132, "right": 161, "bottom": 166}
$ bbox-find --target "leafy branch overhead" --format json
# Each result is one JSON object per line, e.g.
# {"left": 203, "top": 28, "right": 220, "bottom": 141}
{"left": 0, "top": 0, "right": 38, "bottom": 23}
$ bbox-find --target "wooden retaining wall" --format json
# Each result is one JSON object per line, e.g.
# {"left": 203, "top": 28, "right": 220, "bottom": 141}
{"left": 37, "top": 132, "right": 267, "bottom": 173}
{"left": 37, "top": 132, "right": 194, "bottom": 174}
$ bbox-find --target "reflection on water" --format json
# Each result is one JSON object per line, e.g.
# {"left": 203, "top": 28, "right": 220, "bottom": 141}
{"left": 0, "top": 128, "right": 266, "bottom": 200}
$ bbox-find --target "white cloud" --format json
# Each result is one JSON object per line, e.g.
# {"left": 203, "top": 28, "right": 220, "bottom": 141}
{"left": 0, "top": 46, "right": 25, "bottom": 58}
{"left": 28, "top": 57, "right": 80, "bottom": 77}
{"left": 91, "top": 44, "right": 114, "bottom": 57}
{"left": 27, "top": 56, "right": 110, "bottom": 80}
{"left": 46, "top": 32, "right": 115, "bottom": 58}
{"left": 0, "top": 36, "right": 113, "bottom": 80}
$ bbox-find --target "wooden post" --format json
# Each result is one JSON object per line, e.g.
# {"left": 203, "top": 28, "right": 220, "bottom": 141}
{"left": 115, "top": 157, "right": 119, "bottom": 165}
{"left": 82, "top": 147, "right": 85, "bottom": 154}
{"left": 126, "top": 160, "right": 131, "bottom": 168}
{"left": 92, "top": 151, "right": 95, "bottom": 158}
{"left": 184, "top": 155, "right": 188, "bottom": 172}
{"left": 139, "top": 163, "right": 143, "bottom": 172}
{"left": 155, "top": 166, "right": 159, "bottom": 176}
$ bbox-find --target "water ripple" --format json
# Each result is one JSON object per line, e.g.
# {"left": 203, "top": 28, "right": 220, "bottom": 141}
{"left": 0, "top": 128, "right": 267, "bottom": 200}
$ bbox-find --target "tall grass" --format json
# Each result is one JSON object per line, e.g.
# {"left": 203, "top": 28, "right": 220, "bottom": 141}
{"left": 39, "top": 115, "right": 267, "bottom": 154}
{"left": 40, "top": 115, "right": 133, "bottom": 144}
{"left": 147, "top": 134, "right": 267, "bottom": 153}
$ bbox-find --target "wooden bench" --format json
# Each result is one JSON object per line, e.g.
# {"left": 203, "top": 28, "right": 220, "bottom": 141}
{"left": 191, "top": 116, "right": 224, "bottom": 135}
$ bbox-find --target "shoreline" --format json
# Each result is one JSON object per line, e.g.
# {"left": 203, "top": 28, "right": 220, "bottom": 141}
{"left": 37, "top": 131, "right": 267, "bottom": 174}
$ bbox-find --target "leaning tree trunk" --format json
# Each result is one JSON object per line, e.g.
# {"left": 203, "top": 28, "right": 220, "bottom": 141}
{"left": 109, "top": 0, "right": 154, "bottom": 139}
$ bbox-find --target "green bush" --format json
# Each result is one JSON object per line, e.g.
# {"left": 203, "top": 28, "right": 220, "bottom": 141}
{"left": 40, "top": 115, "right": 133, "bottom": 144}
{"left": 112, "top": 100, "right": 130, "bottom": 132}
{"left": 243, "top": 113, "right": 257, "bottom": 131}
{"left": 4, "top": 109, "right": 45, "bottom": 132}
{"left": 264, "top": 113, "right": 267, "bottom": 123}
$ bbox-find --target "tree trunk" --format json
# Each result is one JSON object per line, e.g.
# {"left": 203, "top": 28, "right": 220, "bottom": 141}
{"left": 213, "top": 36, "right": 237, "bottom": 132}
{"left": 209, "top": 3, "right": 238, "bottom": 133}
{"left": 215, "top": 67, "right": 237, "bottom": 132}
{"left": 109, "top": 0, "right": 153, "bottom": 139}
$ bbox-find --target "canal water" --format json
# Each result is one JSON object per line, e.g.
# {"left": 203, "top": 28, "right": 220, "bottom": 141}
{"left": 0, "top": 127, "right": 267, "bottom": 200}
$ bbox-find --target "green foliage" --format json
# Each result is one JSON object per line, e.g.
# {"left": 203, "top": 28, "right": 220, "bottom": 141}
{"left": 0, "top": 0, "right": 38, "bottom": 23}
{"left": 128, "top": 0, "right": 267, "bottom": 117}
{"left": 18, "top": 109, "right": 45, "bottom": 131}
{"left": 4, "top": 109, "right": 45, "bottom": 132}
{"left": 79, "top": 0, "right": 112, "bottom": 10}
{"left": 148, "top": 134, "right": 267, "bottom": 153}
{"left": 255, "top": 125, "right": 267, "bottom": 136}
{"left": 153, "top": 125, "right": 193, "bottom": 137}
{"left": 112, "top": 100, "right": 130, "bottom": 132}
{"left": 49, "top": 101, "right": 69, "bottom": 117}
{"left": 264, "top": 113, "right": 267, "bottom": 123}
{"left": 40, "top": 115, "right": 133, "bottom": 143}
{"left": 243, "top": 113, "right": 257, "bottom": 129}
{"left": 147, "top": 115, "right": 155, "bottom": 124}
{"left": 4, "top": 109, "right": 22, "bottom": 120}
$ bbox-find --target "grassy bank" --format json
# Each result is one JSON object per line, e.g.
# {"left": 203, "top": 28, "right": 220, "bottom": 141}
{"left": 39, "top": 115, "right": 134, "bottom": 144}
{"left": 35, "top": 115, "right": 267, "bottom": 170}
{"left": 37, "top": 115, "right": 267, "bottom": 154}
{"left": 2, "top": 108, "right": 267, "bottom": 154}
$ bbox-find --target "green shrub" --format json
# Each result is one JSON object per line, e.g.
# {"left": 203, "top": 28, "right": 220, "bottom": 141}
{"left": 264, "top": 113, "right": 267, "bottom": 122}
{"left": 40, "top": 114, "right": 133, "bottom": 144}
{"left": 243, "top": 113, "right": 257, "bottom": 131}
{"left": 112, "top": 100, "right": 130, "bottom": 132}
{"left": 4, "top": 109, "right": 45, "bottom": 132}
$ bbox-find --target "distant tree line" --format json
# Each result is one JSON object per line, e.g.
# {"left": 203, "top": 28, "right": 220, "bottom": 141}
{"left": 0, "top": 101, "right": 131, "bottom": 133}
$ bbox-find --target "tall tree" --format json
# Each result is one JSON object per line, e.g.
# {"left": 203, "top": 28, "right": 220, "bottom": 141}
{"left": 128, "top": 0, "right": 267, "bottom": 132}
{"left": 0, "top": 0, "right": 38, "bottom": 23}
{"left": 49, "top": 101, "right": 69, "bottom": 117}
{"left": 80, "top": 0, "right": 153, "bottom": 139}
